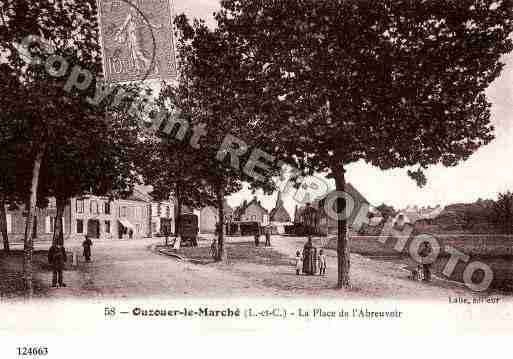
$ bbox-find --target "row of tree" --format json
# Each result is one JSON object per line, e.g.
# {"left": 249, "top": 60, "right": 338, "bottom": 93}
{"left": 0, "top": 1, "right": 144, "bottom": 296}
{"left": 2, "top": 0, "right": 513, "bottom": 293}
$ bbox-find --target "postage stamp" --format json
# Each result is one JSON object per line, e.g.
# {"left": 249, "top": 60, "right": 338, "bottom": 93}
{"left": 97, "top": 0, "right": 176, "bottom": 83}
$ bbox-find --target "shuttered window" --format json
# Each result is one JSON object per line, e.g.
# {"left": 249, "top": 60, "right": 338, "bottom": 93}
{"left": 6, "top": 214, "right": 12, "bottom": 233}
{"left": 45, "top": 216, "right": 53, "bottom": 233}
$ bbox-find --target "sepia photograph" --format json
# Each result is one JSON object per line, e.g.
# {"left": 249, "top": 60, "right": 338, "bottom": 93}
{"left": 1, "top": 0, "right": 513, "bottom": 357}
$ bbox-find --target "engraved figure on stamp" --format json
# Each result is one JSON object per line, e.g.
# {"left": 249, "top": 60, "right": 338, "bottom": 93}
{"left": 114, "top": 6, "right": 161, "bottom": 72}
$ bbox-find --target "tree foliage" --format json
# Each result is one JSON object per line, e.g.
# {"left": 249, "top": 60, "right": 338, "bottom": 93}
{"left": 492, "top": 192, "right": 513, "bottom": 234}
{"left": 1, "top": 0, "right": 144, "bottom": 294}
{"left": 218, "top": 0, "right": 513, "bottom": 286}
{"left": 171, "top": 15, "right": 278, "bottom": 260}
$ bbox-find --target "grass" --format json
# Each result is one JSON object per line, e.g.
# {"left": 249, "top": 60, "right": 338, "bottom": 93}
{"left": 176, "top": 241, "right": 293, "bottom": 267}
{"left": 0, "top": 250, "right": 52, "bottom": 298}
{"left": 325, "top": 234, "right": 513, "bottom": 292}
{"left": 326, "top": 234, "right": 513, "bottom": 258}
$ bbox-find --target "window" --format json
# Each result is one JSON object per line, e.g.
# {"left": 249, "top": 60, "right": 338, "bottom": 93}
{"left": 166, "top": 206, "right": 170, "bottom": 218}
{"left": 76, "top": 199, "right": 84, "bottom": 213}
{"left": 152, "top": 222, "right": 157, "bottom": 233}
{"left": 105, "top": 220, "right": 111, "bottom": 234}
{"left": 76, "top": 219, "right": 84, "bottom": 234}
{"left": 136, "top": 224, "right": 141, "bottom": 233}
{"left": 251, "top": 215, "right": 256, "bottom": 221}
{"left": 105, "top": 201, "right": 111, "bottom": 215}
{"left": 46, "top": 216, "right": 54, "bottom": 234}
{"left": 120, "top": 206, "right": 127, "bottom": 218}
{"left": 48, "top": 198, "right": 57, "bottom": 209}
{"left": 90, "top": 200, "right": 99, "bottom": 214}
{"left": 6, "top": 214, "right": 12, "bottom": 234}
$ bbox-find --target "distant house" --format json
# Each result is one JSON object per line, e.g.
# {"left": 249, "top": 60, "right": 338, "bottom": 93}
{"left": 227, "top": 196, "right": 269, "bottom": 235}
{"left": 233, "top": 196, "right": 269, "bottom": 225}
{"left": 294, "top": 183, "right": 370, "bottom": 236}
{"left": 269, "top": 191, "right": 292, "bottom": 234}
{"left": 392, "top": 205, "right": 443, "bottom": 229}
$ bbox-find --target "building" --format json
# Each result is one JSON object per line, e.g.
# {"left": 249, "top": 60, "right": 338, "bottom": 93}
{"left": 150, "top": 201, "right": 175, "bottom": 236}
{"left": 71, "top": 188, "right": 151, "bottom": 240}
{"left": 269, "top": 191, "right": 292, "bottom": 234}
{"left": 71, "top": 195, "right": 117, "bottom": 240}
{"left": 233, "top": 196, "right": 269, "bottom": 224}
{"left": 294, "top": 183, "right": 370, "bottom": 236}
{"left": 5, "top": 198, "right": 71, "bottom": 243}
{"left": 5, "top": 186, "right": 160, "bottom": 242}
{"left": 199, "top": 200, "right": 233, "bottom": 234}
{"left": 226, "top": 196, "right": 270, "bottom": 235}
{"left": 393, "top": 205, "right": 443, "bottom": 227}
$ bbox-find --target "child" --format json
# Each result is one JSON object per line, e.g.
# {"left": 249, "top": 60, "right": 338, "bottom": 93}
{"left": 210, "top": 238, "right": 218, "bottom": 259}
{"left": 318, "top": 249, "right": 327, "bottom": 276}
{"left": 295, "top": 250, "right": 302, "bottom": 275}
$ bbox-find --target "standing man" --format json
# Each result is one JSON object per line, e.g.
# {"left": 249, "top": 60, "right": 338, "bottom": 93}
{"left": 82, "top": 235, "right": 93, "bottom": 262}
{"left": 48, "top": 243, "right": 67, "bottom": 288}
{"left": 318, "top": 249, "right": 327, "bottom": 276}
{"left": 265, "top": 226, "right": 271, "bottom": 247}
{"left": 419, "top": 242, "right": 432, "bottom": 282}
{"left": 254, "top": 230, "right": 260, "bottom": 247}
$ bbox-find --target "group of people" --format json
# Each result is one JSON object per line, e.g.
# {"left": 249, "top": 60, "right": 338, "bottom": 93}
{"left": 47, "top": 235, "right": 94, "bottom": 288}
{"left": 254, "top": 227, "right": 272, "bottom": 247}
{"left": 295, "top": 236, "right": 327, "bottom": 276}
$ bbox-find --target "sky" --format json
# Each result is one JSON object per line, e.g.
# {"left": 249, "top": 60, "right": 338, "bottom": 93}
{"left": 175, "top": 0, "right": 513, "bottom": 215}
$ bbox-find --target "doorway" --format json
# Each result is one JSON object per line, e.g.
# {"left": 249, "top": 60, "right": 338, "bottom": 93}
{"left": 87, "top": 219, "right": 100, "bottom": 239}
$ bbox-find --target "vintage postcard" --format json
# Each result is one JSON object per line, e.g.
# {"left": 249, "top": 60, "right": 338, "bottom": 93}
{"left": 1, "top": 0, "right": 513, "bottom": 357}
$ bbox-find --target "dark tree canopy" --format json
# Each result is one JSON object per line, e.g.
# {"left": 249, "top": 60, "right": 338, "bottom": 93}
{"left": 217, "top": 0, "right": 513, "bottom": 286}
{"left": 219, "top": 0, "right": 513, "bottom": 178}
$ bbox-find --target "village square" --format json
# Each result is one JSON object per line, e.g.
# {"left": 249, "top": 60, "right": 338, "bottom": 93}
{"left": 2, "top": 0, "right": 513, "bottom": 301}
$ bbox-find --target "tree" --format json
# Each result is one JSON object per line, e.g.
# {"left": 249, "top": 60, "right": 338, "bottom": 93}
{"left": 173, "top": 15, "right": 277, "bottom": 261}
{"left": 219, "top": 0, "right": 513, "bottom": 287}
{"left": 0, "top": 64, "right": 25, "bottom": 253}
{"left": 375, "top": 204, "right": 397, "bottom": 224}
{"left": 1, "top": 0, "right": 106, "bottom": 296}
{"left": 492, "top": 192, "right": 513, "bottom": 234}
{"left": 40, "top": 83, "right": 145, "bottom": 246}
{"left": 140, "top": 86, "right": 217, "bottom": 237}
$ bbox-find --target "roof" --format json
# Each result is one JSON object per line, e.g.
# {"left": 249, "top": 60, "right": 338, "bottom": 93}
{"left": 270, "top": 206, "right": 291, "bottom": 222}
{"left": 203, "top": 200, "right": 234, "bottom": 216}
{"left": 296, "top": 182, "right": 369, "bottom": 218}
{"left": 126, "top": 187, "right": 153, "bottom": 202}
{"left": 396, "top": 205, "right": 443, "bottom": 223}
{"left": 270, "top": 191, "right": 291, "bottom": 222}
{"left": 234, "top": 196, "right": 269, "bottom": 218}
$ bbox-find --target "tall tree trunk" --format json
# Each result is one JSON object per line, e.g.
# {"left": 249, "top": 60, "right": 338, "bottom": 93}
{"left": 23, "top": 143, "right": 46, "bottom": 298}
{"left": 216, "top": 185, "right": 226, "bottom": 262}
{"left": 0, "top": 193, "right": 9, "bottom": 253}
{"left": 175, "top": 183, "right": 182, "bottom": 236}
{"left": 52, "top": 195, "right": 66, "bottom": 245}
{"left": 333, "top": 165, "right": 350, "bottom": 288}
